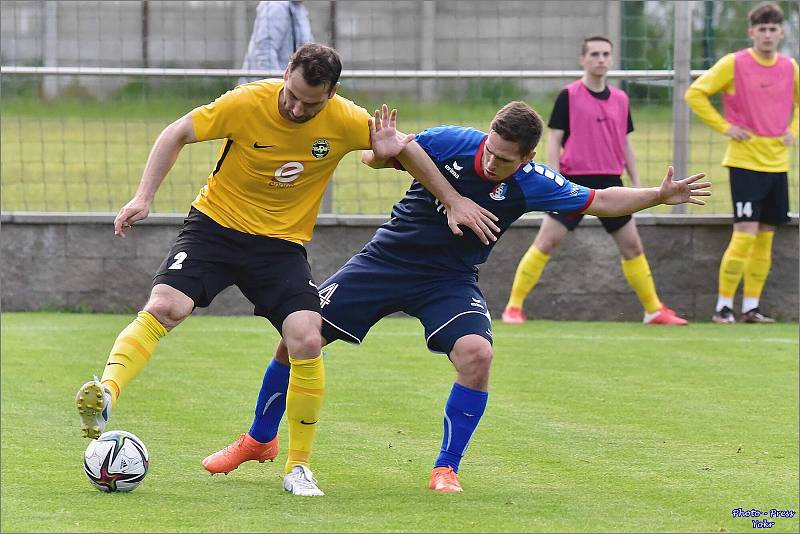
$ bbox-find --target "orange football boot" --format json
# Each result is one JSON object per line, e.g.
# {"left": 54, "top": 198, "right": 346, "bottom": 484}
{"left": 428, "top": 466, "right": 463, "bottom": 493}
{"left": 645, "top": 305, "right": 688, "bottom": 325}
{"left": 501, "top": 306, "right": 526, "bottom": 324}
{"left": 202, "top": 433, "right": 279, "bottom": 475}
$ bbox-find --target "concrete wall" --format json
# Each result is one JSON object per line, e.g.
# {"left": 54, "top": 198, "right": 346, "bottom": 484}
{"left": 2, "top": 213, "right": 797, "bottom": 322}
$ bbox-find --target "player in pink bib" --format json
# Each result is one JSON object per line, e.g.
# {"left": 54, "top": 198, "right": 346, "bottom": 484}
{"left": 503, "top": 36, "right": 687, "bottom": 326}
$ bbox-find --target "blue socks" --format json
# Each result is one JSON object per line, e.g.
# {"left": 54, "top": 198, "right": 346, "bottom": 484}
{"left": 248, "top": 358, "right": 290, "bottom": 443}
{"left": 248, "top": 359, "right": 489, "bottom": 471}
{"left": 434, "top": 383, "right": 488, "bottom": 472}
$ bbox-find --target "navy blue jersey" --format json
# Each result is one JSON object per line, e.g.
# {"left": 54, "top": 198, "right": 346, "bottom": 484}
{"left": 364, "top": 126, "right": 595, "bottom": 273}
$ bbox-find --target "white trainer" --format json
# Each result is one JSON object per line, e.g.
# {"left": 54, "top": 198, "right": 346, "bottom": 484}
{"left": 283, "top": 465, "right": 325, "bottom": 496}
{"left": 75, "top": 376, "right": 112, "bottom": 439}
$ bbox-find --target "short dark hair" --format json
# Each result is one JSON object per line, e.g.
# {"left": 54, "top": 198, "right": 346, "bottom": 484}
{"left": 748, "top": 2, "right": 784, "bottom": 25}
{"left": 581, "top": 35, "right": 613, "bottom": 56}
{"left": 287, "top": 43, "right": 342, "bottom": 88}
{"left": 490, "top": 101, "right": 543, "bottom": 157}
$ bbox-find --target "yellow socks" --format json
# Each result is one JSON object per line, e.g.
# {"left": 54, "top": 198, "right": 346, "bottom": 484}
{"left": 743, "top": 231, "right": 774, "bottom": 311}
{"left": 718, "top": 231, "right": 757, "bottom": 306}
{"left": 100, "top": 311, "right": 167, "bottom": 406}
{"left": 621, "top": 253, "right": 662, "bottom": 314}
{"left": 285, "top": 355, "right": 325, "bottom": 473}
{"left": 506, "top": 246, "right": 551, "bottom": 309}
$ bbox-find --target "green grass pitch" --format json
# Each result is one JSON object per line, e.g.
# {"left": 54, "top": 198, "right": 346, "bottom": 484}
{"left": 1, "top": 312, "right": 798, "bottom": 532}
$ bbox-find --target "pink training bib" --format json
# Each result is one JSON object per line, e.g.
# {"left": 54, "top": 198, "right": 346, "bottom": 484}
{"left": 724, "top": 49, "right": 794, "bottom": 137}
{"left": 560, "top": 80, "right": 628, "bottom": 176}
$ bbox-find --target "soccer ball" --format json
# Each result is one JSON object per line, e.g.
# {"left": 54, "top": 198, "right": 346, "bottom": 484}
{"left": 83, "top": 430, "right": 149, "bottom": 492}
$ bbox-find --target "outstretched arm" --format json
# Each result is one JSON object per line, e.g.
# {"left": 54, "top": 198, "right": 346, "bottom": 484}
{"left": 585, "top": 166, "right": 710, "bottom": 217}
{"left": 114, "top": 114, "right": 197, "bottom": 237}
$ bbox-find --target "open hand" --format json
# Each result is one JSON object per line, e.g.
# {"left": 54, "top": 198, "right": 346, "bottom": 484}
{"left": 658, "top": 166, "right": 711, "bottom": 206}
{"left": 369, "top": 104, "right": 415, "bottom": 160}
{"left": 114, "top": 197, "right": 151, "bottom": 237}
{"left": 445, "top": 196, "right": 500, "bottom": 245}
{"left": 725, "top": 125, "right": 751, "bottom": 141}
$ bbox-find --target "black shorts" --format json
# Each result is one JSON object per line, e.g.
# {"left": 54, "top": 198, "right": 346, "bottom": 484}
{"left": 548, "top": 174, "right": 631, "bottom": 233}
{"left": 153, "top": 207, "right": 320, "bottom": 332}
{"left": 729, "top": 167, "right": 790, "bottom": 225}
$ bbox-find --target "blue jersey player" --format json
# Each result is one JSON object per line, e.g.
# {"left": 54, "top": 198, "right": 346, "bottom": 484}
{"left": 202, "top": 101, "right": 710, "bottom": 495}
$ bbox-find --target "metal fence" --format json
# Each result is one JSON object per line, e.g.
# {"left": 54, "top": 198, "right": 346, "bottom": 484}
{"left": 1, "top": 1, "right": 798, "bottom": 216}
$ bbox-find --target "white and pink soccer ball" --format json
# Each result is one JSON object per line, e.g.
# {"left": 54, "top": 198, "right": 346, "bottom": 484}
{"left": 83, "top": 430, "right": 149, "bottom": 493}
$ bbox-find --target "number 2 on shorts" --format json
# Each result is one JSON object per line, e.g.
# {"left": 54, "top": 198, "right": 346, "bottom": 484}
{"left": 168, "top": 251, "right": 188, "bottom": 270}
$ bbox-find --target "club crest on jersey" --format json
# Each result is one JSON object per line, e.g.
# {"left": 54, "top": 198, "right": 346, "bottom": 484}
{"left": 489, "top": 182, "right": 507, "bottom": 201}
{"left": 311, "top": 139, "right": 330, "bottom": 159}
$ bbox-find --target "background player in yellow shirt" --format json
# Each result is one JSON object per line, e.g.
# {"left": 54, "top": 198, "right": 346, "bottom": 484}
{"left": 685, "top": 2, "right": 798, "bottom": 324}
{"left": 74, "top": 43, "right": 499, "bottom": 496}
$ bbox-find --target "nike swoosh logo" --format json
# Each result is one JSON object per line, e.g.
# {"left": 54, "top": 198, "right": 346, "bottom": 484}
{"left": 253, "top": 142, "right": 275, "bottom": 149}
{"left": 261, "top": 392, "right": 284, "bottom": 416}
{"left": 106, "top": 362, "right": 126, "bottom": 367}
{"left": 300, "top": 419, "right": 318, "bottom": 425}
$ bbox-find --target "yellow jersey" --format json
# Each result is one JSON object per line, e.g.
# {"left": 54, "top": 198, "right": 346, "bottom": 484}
{"left": 190, "top": 79, "right": 371, "bottom": 243}
{"left": 685, "top": 49, "right": 799, "bottom": 173}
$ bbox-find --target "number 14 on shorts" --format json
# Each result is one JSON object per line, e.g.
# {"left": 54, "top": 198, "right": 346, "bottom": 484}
{"left": 736, "top": 201, "right": 753, "bottom": 218}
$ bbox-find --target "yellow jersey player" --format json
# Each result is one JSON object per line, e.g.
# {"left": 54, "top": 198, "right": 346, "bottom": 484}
{"left": 685, "top": 1, "right": 798, "bottom": 324}
{"left": 75, "top": 43, "right": 499, "bottom": 497}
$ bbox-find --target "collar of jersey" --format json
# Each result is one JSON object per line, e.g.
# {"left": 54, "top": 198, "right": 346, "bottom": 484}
{"left": 747, "top": 47, "right": 779, "bottom": 67}
{"left": 474, "top": 136, "right": 489, "bottom": 181}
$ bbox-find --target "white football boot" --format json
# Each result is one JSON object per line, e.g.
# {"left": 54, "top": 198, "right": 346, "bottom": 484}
{"left": 76, "top": 376, "right": 112, "bottom": 439}
{"left": 283, "top": 465, "right": 325, "bottom": 496}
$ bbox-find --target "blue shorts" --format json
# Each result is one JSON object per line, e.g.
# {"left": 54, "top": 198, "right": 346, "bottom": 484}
{"left": 318, "top": 251, "right": 493, "bottom": 354}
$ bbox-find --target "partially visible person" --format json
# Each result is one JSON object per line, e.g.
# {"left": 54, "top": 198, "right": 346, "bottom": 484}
{"left": 685, "top": 1, "right": 798, "bottom": 324}
{"left": 502, "top": 36, "right": 687, "bottom": 326}
{"left": 238, "top": 1, "right": 314, "bottom": 85}
{"left": 201, "top": 101, "right": 710, "bottom": 497}
{"left": 74, "top": 43, "right": 499, "bottom": 500}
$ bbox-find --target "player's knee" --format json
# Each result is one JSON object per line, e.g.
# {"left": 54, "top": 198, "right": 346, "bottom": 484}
{"left": 452, "top": 337, "right": 493, "bottom": 377}
{"left": 471, "top": 344, "right": 493, "bottom": 374}
{"left": 621, "top": 241, "right": 644, "bottom": 259}
{"left": 533, "top": 235, "right": 560, "bottom": 254}
{"left": 284, "top": 329, "right": 322, "bottom": 358}
{"left": 281, "top": 310, "right": 323, "bottom": 357}
{"left": 143, "top": 297, "right": 191, "bottom": 330}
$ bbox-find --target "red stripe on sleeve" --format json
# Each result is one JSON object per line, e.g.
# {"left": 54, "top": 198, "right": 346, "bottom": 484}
{"left": 579, "top": 188, "right": 596, "bottom": 213}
